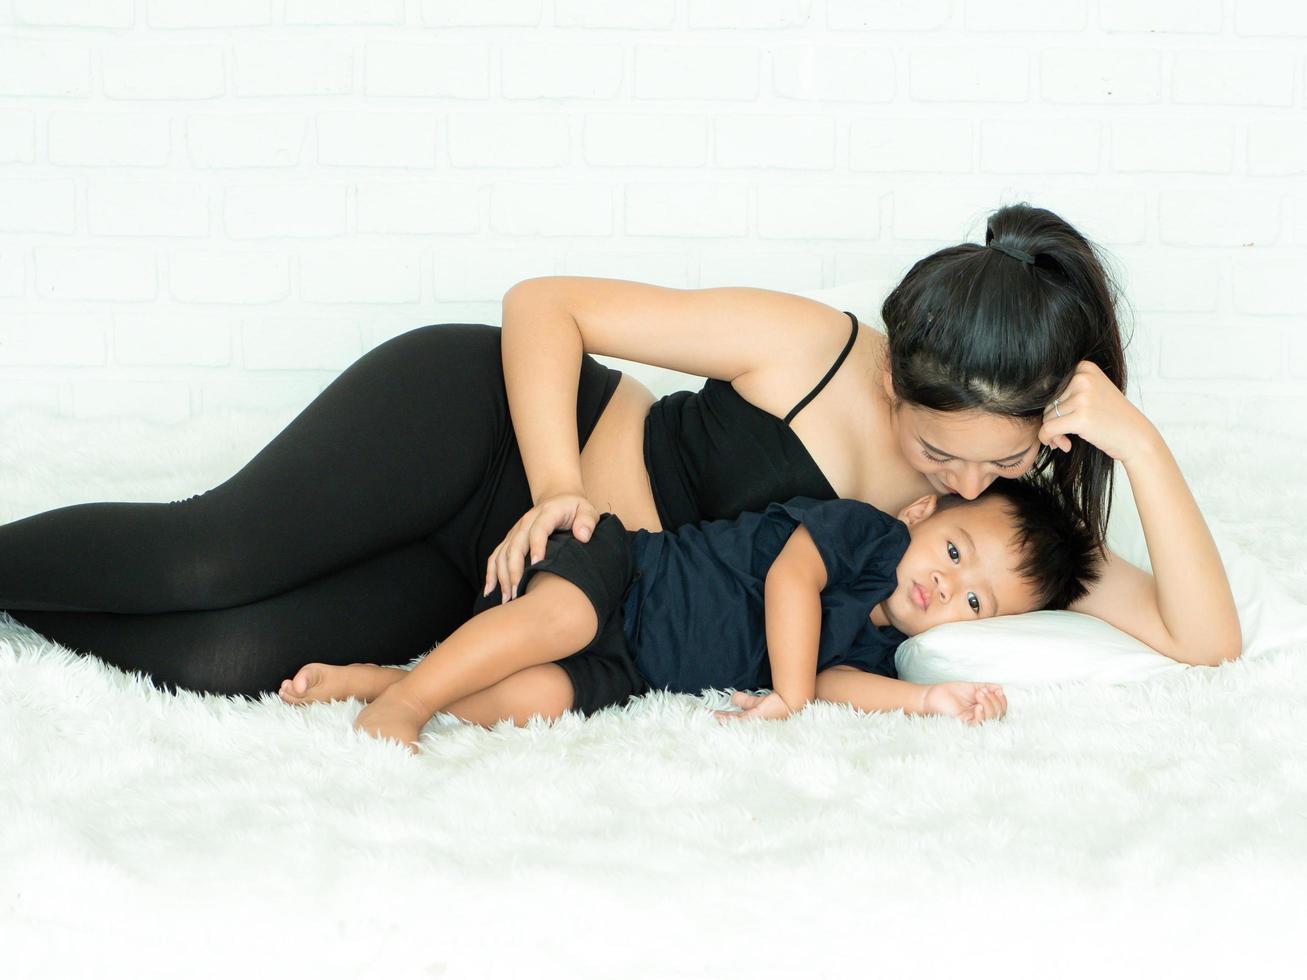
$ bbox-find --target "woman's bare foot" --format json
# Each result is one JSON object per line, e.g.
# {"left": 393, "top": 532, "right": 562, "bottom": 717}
{"left": 278, "top": 662, "right": 407, "bottom": 706}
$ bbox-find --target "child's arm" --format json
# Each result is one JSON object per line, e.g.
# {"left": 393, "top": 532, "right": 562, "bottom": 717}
{"left": 814, "top": 666, "right": 929, "bottom": 715}
{"left": 761, "top": 524, "right": 828, "bottom": 715}
{"left": 1045, "top": 363, "right": 1241, "bottom": 667}
{"left": 814, "top": 667, "right": 1007, "bottom": 726}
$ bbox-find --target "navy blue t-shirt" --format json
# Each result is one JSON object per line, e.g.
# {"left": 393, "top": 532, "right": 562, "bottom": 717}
{"left": 621, "top": 496, "right": 910, "bottom": 695}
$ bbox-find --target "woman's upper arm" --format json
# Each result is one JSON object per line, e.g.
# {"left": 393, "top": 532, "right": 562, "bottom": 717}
{"left": 1068, "top": 547, "right": 1177, "bottom": 657}
{"left": 504, "top": 275, "right": 848, "bottom": 383}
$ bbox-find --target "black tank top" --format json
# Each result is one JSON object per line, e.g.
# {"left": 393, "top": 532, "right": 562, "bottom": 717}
{"left": 643, "top": 311, "right": 860, "bottom": 531}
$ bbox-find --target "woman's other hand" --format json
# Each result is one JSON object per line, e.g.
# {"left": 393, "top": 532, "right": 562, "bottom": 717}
{"left": 921, "top": 681, "right": 1007, "bottom": 725}
{"left": 484, "top": 491, "right": 601, "bottom": 602}
{"left": 1039, "top": 360, "right": 1159, "bottom": 464}
{"left": 713, "top": 689, "right": 794, "bottom": 723}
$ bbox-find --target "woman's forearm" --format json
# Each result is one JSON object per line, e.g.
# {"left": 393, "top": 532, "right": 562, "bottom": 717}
{"left": 501, "top": 281, "right": 588, "bottom": 503}
{"left": 1124, "top": 428, "right": 1241, "bottom": 664}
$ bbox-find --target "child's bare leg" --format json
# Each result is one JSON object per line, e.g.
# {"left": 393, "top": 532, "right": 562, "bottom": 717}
{"left": 281, "top": 657, "right": 576, "bottom": 720}
{"left": 278, "top": 662, "right": 407, "bottom": 706}
{"left": 364, "top": 572, "right": 596, "bottom": 726}
{"left": 438, "top": 662, "right": 575, "bottom": 729}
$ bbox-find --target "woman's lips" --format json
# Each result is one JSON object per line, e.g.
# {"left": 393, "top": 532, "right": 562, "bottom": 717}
{"left": 913, "top": 583, "right": 929, "bottom": 611}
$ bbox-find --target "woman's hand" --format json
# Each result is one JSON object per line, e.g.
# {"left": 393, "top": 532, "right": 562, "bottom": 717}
{"left": 1039, "top": 360, "right": 1159, "bottom": 464}
{"left": 921, "top": 682, "right": 1007, "bottom": 726}
{"left": 713, "top": 690, "right": 794, "bottom": 723}
{"left": 484, "top": 491, "right": 601, "bottom": 603}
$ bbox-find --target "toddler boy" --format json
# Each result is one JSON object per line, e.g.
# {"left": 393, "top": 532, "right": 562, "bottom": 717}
{"left": 281, "top": 479, "right": 1101, "bottom": 750}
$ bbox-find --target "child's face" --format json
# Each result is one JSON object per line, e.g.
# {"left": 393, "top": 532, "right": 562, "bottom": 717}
{"left": 879, "top": 495, "right": 1042, "bottom": 636}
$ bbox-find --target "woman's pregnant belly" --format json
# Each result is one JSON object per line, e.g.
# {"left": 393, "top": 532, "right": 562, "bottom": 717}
{"left": 579, "top": 373, "right": 664, "bottom": 533}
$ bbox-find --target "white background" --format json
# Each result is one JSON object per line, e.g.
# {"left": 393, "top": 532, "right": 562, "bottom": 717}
{"left": 0, "top": 0, "right": 1303, "bottom": 430}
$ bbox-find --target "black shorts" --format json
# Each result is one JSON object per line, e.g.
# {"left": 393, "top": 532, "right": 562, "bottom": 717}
{"left": 470, "top": 513, "right": 649, "bottom": 717}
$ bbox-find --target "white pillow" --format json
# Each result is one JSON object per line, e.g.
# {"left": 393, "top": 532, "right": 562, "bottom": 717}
{"left": 896, "top": 464, "right": 1307, "bottom": 688}
{"left": 893, "top": 610, "right": 1187, "bottom": 688}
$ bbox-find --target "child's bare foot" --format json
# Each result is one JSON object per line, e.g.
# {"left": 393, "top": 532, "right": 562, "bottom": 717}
{"left": 278, "top": 663, "right": 406, "bottom": 706}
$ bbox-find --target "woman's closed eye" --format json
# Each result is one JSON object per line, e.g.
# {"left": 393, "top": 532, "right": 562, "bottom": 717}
{"left": 920, "top": 450, "right": 1024, "bottom": 471}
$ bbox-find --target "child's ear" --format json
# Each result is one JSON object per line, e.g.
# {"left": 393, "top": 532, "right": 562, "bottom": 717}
{"left": 897, "top": 494, "right": 937, "bottom": 527}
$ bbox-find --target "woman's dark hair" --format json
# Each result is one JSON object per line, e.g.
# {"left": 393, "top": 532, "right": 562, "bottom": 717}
{"left": 937, "top": 477, "right": 1103, "bottom": 611}
{"left": 880, "top": 202, "right": 1130, "bottom": 550}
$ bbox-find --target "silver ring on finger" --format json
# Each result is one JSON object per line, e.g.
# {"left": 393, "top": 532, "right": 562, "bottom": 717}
{"left": 1053, "top": 398, "right": 1062, "bottom": 418}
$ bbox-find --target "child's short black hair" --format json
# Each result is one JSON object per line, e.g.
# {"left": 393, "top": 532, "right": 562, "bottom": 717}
{"left": 939, "top": 477, "right": 1103, "bottom": 611}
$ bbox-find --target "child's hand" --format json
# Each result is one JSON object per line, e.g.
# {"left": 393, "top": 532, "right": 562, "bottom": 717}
{"left": 713, "top": 690, "right": 793, "bottom": 723}
{"left": 921, "top": 682, "right": 1007, "bottom": 726}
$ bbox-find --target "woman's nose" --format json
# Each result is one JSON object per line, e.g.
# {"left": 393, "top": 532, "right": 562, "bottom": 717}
{"left": 953, "top": 467, "right": 987, "bottom": 500}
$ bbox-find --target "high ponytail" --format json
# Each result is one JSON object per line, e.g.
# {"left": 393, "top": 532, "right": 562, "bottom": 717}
{"left": 880, "top": 202, "right": 1129, "bottom": 549}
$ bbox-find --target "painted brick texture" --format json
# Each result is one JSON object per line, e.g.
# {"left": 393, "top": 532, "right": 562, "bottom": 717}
{"left": 0, "top": 0, "right": 1302, "bottom": 424}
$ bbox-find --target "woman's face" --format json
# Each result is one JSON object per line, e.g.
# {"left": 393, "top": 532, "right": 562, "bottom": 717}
{"left": 888, "top": 396, "right": 1043, "bottom": 500}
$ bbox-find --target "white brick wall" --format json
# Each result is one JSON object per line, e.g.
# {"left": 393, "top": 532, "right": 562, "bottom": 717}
{"left": 0, "top": 179, "right": 77, "bottom": 233}
{"left": 88, "top": 180, "right": 209, "bottom": 237}
{"left": 299, "top": 249, "right": 423, "bottom": 303}
{"left": 1111, "top": 120, "right": 1235, "bottom": 174}
{"left": 363, "top": 41, "right": 491, "bottom": 98}
{"left": 168, "top": 251, "right": 288, "bottom": 304}
{"left": 146, "top": 0, "right": 273, "bottom": 30}
{"left": 0, "top": 111, "right": 35, "bottom": 163}
{"left": 357, "top": 181, "right": 481, "bottom": 235}
{"left": 35, "top": 248, "right": 158, "bottom": 301}
{"left": 0, "top": 39, "right": 91, "bottom": 97}
{"left": 13, "top": 0, "right": 135, "bottom": 29}
{"left": 1039, "top": 48, "right": 1163, "bottom": 104}
{"left": 222, "top": 183, "right": 347, "bottom": 239}
{"left": 48, "top": 112, "right": 172, "bottom": 166}
{"left": 1100, "top": 0, "right": 1221, "bottom": 34}
{"left": 100, "top": 44, "right": 225, "bottom": 101}
{"left": 186, "top": 114, "right": 308, "bottom": 168}
{"left": 0, "top": 0, "right": 1303, "bottom": 432}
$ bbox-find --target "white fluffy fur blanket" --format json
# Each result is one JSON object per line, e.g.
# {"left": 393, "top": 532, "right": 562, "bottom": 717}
{"left": 2, "top": 408, "right": 1305, "bottom": 980}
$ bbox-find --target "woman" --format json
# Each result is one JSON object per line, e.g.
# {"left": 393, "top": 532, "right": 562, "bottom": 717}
{"left": 0, "top": 203, "right": 1239, "bottom": 725}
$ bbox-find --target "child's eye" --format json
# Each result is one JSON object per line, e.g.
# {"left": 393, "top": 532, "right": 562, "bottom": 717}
{"left": 946, "top": 541, "right": 959, "bottom": 563}
{"left": 968, "top": 592, "right": 981, "bottom": 614}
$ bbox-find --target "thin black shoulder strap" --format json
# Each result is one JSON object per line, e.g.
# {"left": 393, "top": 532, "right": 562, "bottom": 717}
{"left": 783, "top": 311, "right": 859, "bottom": 425}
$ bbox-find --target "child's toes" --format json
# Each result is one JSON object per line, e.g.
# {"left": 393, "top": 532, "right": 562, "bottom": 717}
{"left": 290, "top": 664, "right": 322, "bottom": 696}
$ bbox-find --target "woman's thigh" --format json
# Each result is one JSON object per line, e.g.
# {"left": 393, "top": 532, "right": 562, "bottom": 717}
{"left": 0, "top": 323, "right": 515, "bottom": 613}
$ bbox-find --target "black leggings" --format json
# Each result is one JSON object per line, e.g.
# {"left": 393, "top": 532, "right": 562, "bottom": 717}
{"left": 0, "top": 323, "right": 621, "bottom": 700}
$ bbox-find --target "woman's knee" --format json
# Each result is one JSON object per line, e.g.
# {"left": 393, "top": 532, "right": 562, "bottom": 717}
{"left": 134, "top": 496, "right": 276, "bottom": 610}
